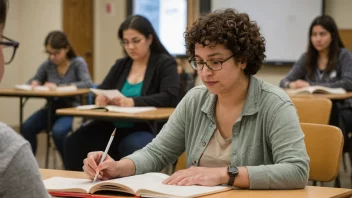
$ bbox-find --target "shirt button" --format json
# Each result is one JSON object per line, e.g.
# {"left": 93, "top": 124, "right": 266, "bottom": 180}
{"left": 201, "top": 141, "right": 206, "bottom": 147}
{"left": 192, "top": 160, "right": 197, "bottom": 165}
{"left": 234, "top": 132, "right": 239, "bottom": 136}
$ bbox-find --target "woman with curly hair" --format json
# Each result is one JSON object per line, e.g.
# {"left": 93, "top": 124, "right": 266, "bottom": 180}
{"left": 82, "top": 9, "right": 309, "bottom": 189}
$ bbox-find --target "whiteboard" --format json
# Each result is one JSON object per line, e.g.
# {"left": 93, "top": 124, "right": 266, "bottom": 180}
{"left": 211, "top": 0, "right": 323, "bottom": 63}
{"left": 133, "top": 0, "right": 187, "bottom": 56}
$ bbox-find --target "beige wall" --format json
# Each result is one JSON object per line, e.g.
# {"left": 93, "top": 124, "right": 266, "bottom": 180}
{"left": 325, "top": 0, "right": 352, "bottom": 29}
{"left": 94, "top": 0, "right": 126, "bottom": 83}
{"left": 0, "top": 0, "right": 127, "bottom": 126}
{"left": 0, "top": 0, "right": 62, "bottom": 126}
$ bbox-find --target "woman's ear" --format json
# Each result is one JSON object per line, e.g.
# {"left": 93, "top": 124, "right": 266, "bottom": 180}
{"left": 147, "top": 34, "right": 153, "bottom": 46}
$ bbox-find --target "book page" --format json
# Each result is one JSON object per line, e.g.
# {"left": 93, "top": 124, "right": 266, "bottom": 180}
{"left": 106, "top": 106, "right": 157, "bottom": 113}
{"left": 44, "top": 177, "right": 94, "bottom": 194}
{"left": 90, "top": 88, "right": 123, "bottom": 100}
{"left": 15, "top": 84, "right": 50, "bottom": 91}
{"left": 132, "top": 173, "right": 231, "bottom": 198}
{"left": 76, "top": 105, "right": 107, "bottom": 111}
{"left": 56, "top": 85, "right": 77, "bottom": 92}
{"left": 311, "top": 86, "right": 346, "bottom": 94}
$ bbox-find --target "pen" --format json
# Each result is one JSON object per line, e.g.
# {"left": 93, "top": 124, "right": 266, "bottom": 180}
{"left": 92, "top": 128, "right": 116, "bottom": 183}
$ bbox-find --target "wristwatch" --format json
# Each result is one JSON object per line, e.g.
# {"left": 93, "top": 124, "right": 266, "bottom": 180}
{"left": 227, "top": 166, "right": 239, "bottom": 186}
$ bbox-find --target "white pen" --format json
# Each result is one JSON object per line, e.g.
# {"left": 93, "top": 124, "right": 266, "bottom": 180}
{"left": 92, "top": 128, "right": 116, "bottom": 183}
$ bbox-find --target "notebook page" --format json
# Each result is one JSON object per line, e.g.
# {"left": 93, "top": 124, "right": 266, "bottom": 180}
{"left": 44, "top": 177, "right": 95, "bottom": 193}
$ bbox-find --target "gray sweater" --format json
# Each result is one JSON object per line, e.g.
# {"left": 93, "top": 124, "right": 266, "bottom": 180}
{"left": 280, "top": 48, "right": 352, "bottom": 106}
{"left": 126, "top": 76, "right": 309, "bottom": 189}
{"left": 0, "top": 122, "right": 49, "bottom": 197}
{"left": 29, "top": 56, "right": 93, "bottom": 107}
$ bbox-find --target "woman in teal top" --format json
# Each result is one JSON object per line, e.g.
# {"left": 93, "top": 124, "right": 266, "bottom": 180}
{"left": 114, "top": 81, "right": 143, "bottom": 128}
{"left": 64, "top": 15, "right": 180, "bottom": 170}
{"left": 82, "top": 9, "right": 309, "bottom": 189}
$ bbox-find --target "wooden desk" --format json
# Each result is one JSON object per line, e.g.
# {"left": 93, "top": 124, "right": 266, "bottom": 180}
{"left": 56, "top": 107, "right": 175, "bottom": 135}
{"left": 40, "top": 169, "right": 352, "bottom": 198}
{"left": 287, "top": 92, "right": 352, "bottom": 100}
{"left": 0, "top": 88, "right": 90, "bottom": 167}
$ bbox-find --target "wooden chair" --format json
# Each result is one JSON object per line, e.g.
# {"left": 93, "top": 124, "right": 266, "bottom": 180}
{"left": 301, "top": 123, "right": 343, "bottom": 184}
{"left": 291, "top": 98, "right": 332, "bottom": 125}
{"left": 175, "top": 152, "right": 187, "bottom": 171}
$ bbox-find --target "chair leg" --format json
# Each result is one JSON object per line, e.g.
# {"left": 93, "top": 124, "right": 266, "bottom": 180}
{"left": 334, "top": 174, "right": 341, "bottom": 188}
{"left": 342, "top": 153, "right": 348, "bottom": 172}
{"left": 312, "top": 181, "right": 317, "bottom": 186}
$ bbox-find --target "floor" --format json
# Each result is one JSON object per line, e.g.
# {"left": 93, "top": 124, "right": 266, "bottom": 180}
{"left": 32, "top": 132, "right": 352, "bottom": 189}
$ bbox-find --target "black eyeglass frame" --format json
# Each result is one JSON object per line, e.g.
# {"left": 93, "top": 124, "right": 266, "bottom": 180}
{"left": 0, "top": 35, "right": 19, "bottom": 64}
{"left": 188, "top": 54, "right": 235, "bottom": 71}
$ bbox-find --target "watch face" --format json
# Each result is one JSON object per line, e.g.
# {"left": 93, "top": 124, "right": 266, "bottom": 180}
{"left": 228, "top": 166, "right": 239, "bottom": 175}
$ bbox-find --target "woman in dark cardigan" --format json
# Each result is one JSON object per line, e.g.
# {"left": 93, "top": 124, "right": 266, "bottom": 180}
{"left": 64, "top": 15, "right": 180, "bottom": 171}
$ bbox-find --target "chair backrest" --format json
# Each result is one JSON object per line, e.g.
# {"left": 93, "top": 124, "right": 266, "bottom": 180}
{"left": 291, "top": 98, "right": 332, "bottom": 125}
{"left": 301, "top": 123, "right": 343, "bottom": 182}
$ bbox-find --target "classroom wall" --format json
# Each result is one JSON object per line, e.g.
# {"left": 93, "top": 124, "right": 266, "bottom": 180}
{"left": 0, "top": 0, "right": 62, "bottom": 126}
{"left": 0, "top": 0, "right": 350, "bottom": 126}
{"left": 94, "top": 0, "right": 126, "bottom": 83}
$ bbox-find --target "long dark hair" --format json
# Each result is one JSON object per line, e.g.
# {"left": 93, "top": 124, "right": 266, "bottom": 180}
{"left": 305, "top": 15, "right": 344, "bottom": 78}
{"left": 118, "top": 15, "right": 171, "bottom": 57}
{"left": 44, "top": 30, "right": 77, "bottom": 59}
{"left": 0, "top": 0, "right": 7, "bottom": 25}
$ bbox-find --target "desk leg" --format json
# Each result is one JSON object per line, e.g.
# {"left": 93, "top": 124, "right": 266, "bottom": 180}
{"left": 45, "top": 99, "right": 53, "bottom": 168}
{"left": 19, "top": 97, "right": 24, "bottom": 134}
{"left": 147, "top": 121, "right": 159, "bottom": 136}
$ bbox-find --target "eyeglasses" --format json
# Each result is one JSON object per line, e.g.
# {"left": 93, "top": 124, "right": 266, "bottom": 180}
{"left": 121, "top": 38, "right": 142, "bottom": 47}
{"left": 189, "top": 54, "right": 235, "bottom": 71}
{"left": 0, "top": 35, "right": 19, "bottom": 65}
{"left": 45, "top": 49, "right": 62, "bottom": 56}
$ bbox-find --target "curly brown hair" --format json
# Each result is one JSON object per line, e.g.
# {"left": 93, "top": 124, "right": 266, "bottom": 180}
{"left": 185, "top": 9, "right": 266, "bottom": 75}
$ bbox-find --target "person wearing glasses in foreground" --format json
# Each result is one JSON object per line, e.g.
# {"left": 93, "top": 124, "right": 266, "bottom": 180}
{"left": 0, "top": 0, "right": 49, "bottom": 197}
{"left": 83, "top": 9, "right": 309, "bottom": 189}
{"left": 65, "top": 15, "right": 179, "bottom": 170}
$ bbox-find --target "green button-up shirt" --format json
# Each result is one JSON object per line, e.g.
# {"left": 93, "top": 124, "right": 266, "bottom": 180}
{"left": 125, "top": 76, "right": 310, "bottom": 189}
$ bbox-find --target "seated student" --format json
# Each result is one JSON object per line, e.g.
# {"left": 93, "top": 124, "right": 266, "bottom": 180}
{"left": 82, "top": 9, "right": 309, "bottom": 189}
{"left": 0, "top": 0, "right": 49, "bottom": 197}
{"left": 64, "top": 15, "right": 180, "bottom": 171}
{"left": 22, "top": 30, "right": 93, "bottom": 161}
{"left": 279, "top": 15, "right": 352, "bottom": 157}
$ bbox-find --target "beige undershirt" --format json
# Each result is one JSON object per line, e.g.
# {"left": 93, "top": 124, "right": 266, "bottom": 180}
{"left": 199, "top": 128, "right": 232, "bottom": 167}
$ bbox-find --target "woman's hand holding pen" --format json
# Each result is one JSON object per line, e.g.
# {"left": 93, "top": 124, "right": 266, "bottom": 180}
{"left": 111, "top": 96, "right": 134, "bottom": 107}
{"left": 83, "top": 151, "right": 136, "bottom": 181}
{"left": 83, "top": 151, "right": 119, "bottom": 181}
{"left": 95, "top": 95, "right": 110, "bottom": 106}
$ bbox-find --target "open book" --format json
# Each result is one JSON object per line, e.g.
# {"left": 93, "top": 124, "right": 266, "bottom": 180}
{"left": 44, "top": 173, "right": 231, "bottom": 198}
{"left": 15, "top": 84, "right": 77, "bottom": 92}
{"left": 76, "top": 105, "right": 157, "bottom": 113}
{"left": 90, "top": 88, "right": 123, "bottom": 100}
{"left": 286, "top": 86, "right": 346, "bottom": 95}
